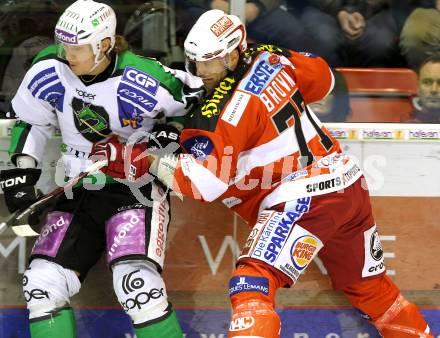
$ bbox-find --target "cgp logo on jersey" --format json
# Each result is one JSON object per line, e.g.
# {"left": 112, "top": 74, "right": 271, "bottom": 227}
{"left": 55, "top": 29, "right": 77, "bottom": 44}
{"left": 362, "top": 226, "right": 385, "bottom": 277}
{"left": 229, "top": 276, "right": 269, "bottom": 296}
{"left": 240, "top": 52, "right": 282, "bottom": 96}
{"left": 182, "top": 135, "right": 214, "bottom": 160}
{"left": 122, "top": 67, "right": 159, "bottom": 96}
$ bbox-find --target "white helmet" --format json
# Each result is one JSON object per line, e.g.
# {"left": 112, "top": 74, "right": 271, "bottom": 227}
{"left": 184, "top": 9, "right": 247, "bottom": 74}
{"left": 55, "top": 0, "right": 116, "bottom": 65}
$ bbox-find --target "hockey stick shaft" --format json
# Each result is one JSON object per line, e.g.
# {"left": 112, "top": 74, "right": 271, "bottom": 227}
{"left": 24, "top": 159, "right": 108, "bottom": 211}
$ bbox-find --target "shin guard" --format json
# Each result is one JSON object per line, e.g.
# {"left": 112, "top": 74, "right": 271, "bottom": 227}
{"left": 229, "top": 299, "right": 280, "bottom": 338}
{"left": 113, "top": 261, "right": 183, "bottom": 337}
{"left": 343, "top": 275, "right": 432, "bottom": 337}
{"left": 373, "top": 294, "right": 433, "bottom": 337}
{"left": 228, "top": 260, "right": 284, "bottom": 338}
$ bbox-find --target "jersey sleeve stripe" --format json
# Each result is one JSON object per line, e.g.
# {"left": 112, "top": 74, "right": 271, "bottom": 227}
{"left": 9, "top": 124, "right": 54, "bottom": 164}
{"left": 37, "top": 81, "right": 65, "bottom": 111}
{"left": 179, "top": 156, "right": 228, "bottom": 201}
{"left": 117, "top": 95, "right": 154, "bottom": 115}
{"left": 27, "top": 67, "right": 58, "bottom": 96}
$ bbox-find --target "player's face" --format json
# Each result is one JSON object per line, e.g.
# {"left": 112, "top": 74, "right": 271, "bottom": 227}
{"left": 193, "top": 57, "right": 228, "bottom": 93}
{"left": 419, "top": 62, "right": 440, "bottom": 111}
{"left": 63, "top": 44, "right": 96, "bottom": 75}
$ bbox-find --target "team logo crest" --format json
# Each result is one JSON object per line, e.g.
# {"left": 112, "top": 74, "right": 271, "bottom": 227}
{"left": 72, "top": 97, "right": 112, "bottom": 142}
{"left": 268, "top": 54, "right": 280, "bottom": 65}
{"left": 370, "top": 230, "right": 383, "bottom": 261}
{"left": 182, "top": 135, "right": 214, "bottom": 160}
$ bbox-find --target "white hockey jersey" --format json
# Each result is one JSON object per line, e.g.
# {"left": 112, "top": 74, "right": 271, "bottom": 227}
{"left": 9, "top": 45, "right": 203, "bottom": 176}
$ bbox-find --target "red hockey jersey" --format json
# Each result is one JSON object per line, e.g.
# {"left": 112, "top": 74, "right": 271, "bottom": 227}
{"left": 173, "top": 45, "right": 342, "bottom": 224}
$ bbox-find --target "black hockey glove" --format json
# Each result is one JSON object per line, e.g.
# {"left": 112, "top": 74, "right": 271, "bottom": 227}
{"left": 148, "top": 123, "right": 181, "bottom": 154}
{"left": 0, "top": 168, "right": 42, "bottom": 213}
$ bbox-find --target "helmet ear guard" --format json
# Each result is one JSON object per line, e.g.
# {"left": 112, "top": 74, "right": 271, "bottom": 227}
{"left": 183, "top": 9, "right": 247, "bottom": 75}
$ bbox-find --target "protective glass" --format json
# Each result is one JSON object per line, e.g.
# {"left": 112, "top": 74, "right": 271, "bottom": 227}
{"left": 184, "top": 56, "right": 228, "bottom": 78}
{"left": 184, "top": 58, "right": 198, "bottom": 77}
{"left": 55, "top": 35, "right": 94, "bottom": 63}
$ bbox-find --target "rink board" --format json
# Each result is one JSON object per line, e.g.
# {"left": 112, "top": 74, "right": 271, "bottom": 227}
{"left": 0, "top": 307, "right": 438, "bottom": 338}
{"left": 0, "top": 123, "right": 439, "bottom": 336}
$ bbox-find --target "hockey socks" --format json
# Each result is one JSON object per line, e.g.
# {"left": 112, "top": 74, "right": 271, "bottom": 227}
{"left": 134, "top": 310, "right": 183, "bottom": 338}
{"left": 29, "top": 307, "right": 76, "bottom": 338}
{"left": 343, "top": 275, "right": 432, "bottom": 337}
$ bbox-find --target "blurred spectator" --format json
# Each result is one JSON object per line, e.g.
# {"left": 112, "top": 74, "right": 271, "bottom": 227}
{"left": 284, "top": 1, "right": 401, "bottom": 67}
{"left": 284, "top": 1, "right": 345, "bottom": 66}
{"left": 176, "top": 1, "right": 403, "bottom": 67}
{"left": 0, "top": 0, "right": 60, "bottom": 115}
{"left": 399, "top": 1, "right": 440, "bottom": 69}
{"left": 309, "top": 70, "right": 351, "bottom": 122}
{"left": 390, "top": 0, "right": 435, "bottom": 32}
{"left": 403, "top": 55, "right": 440, "bottom": 123}
{"left": 175, "top": 0, "right": 306, "bottom": 51}
{"left": 336, "top": 0, "right": 400, "bottom": 67}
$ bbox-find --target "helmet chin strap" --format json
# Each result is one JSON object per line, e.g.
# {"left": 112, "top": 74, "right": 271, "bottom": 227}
{"left": 87, "top": 53, "right": 108, "bottom": 74}
{"left": 86, "top": 41, "right": 113, "bottom": 75}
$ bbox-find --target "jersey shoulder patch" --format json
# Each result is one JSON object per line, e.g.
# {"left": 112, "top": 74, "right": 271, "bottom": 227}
{"left": 238, "top": 51, "right": 283, "bottom": 96}
{"left": 116, "top": 51, "right": 183, "bottom": 101}
{"left": 26, "top": 60, "right": 65, "bottom": 111}
{"left": 298, "top": 51, "right": 317, "bottom": 58}
{"left": 182, "top": 134, "right": 215, "bottom": 160}
{"left": 220, "top": 90, "right": 252, "bottom": 127}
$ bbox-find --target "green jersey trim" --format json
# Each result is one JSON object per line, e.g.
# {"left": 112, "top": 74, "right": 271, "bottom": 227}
{"left": 9, "top": 120, "right": 32, "bottom": 156}
{"left": 32, "top": 44, "right": 67, "bottom": 66}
